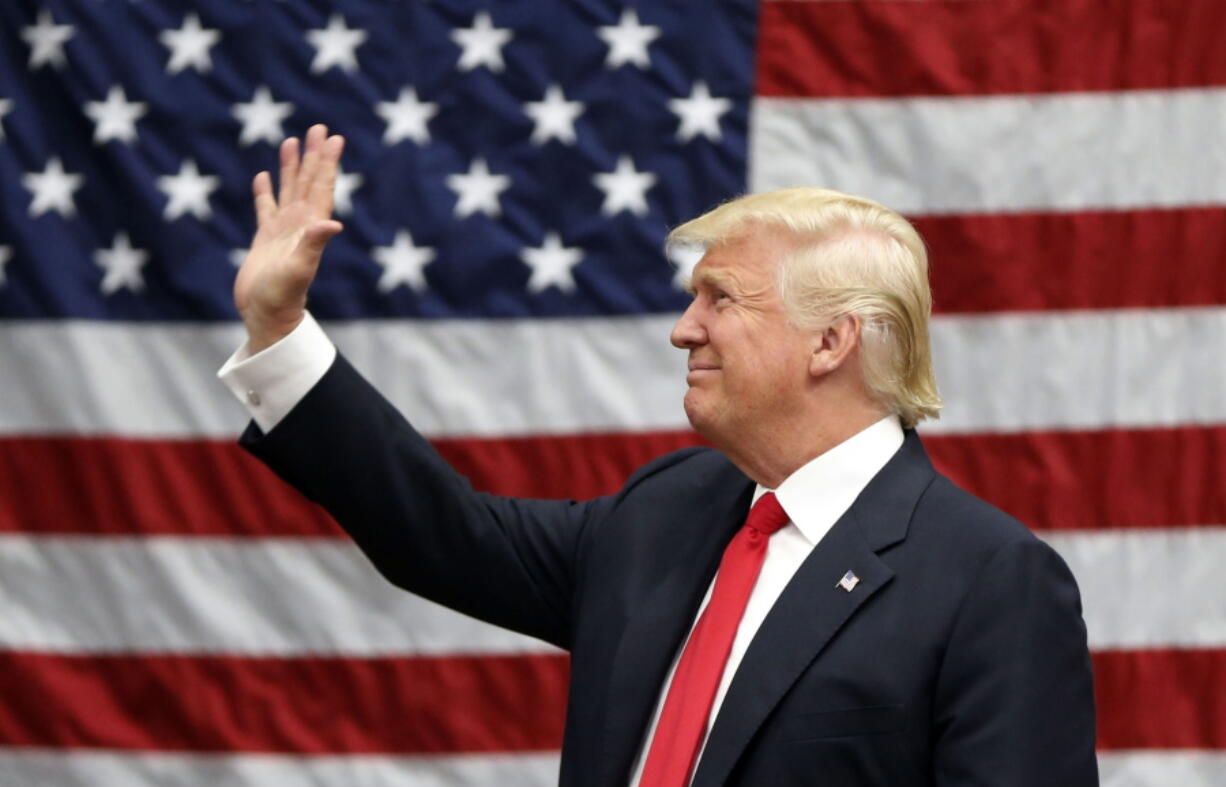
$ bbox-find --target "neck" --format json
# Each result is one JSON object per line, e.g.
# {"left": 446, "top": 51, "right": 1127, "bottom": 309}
{"left": 721, "top": 400, "right": 889, "bottom": 489}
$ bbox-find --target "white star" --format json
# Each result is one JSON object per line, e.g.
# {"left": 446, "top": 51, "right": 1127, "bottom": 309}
{"left": 232, "top": 85, "right": 294, "bottom": 146}
{"left": 95, "top": 232, "right": 149, "bottom": 295}
{"left": 446, "top": 158, "right": 511, "bottom": 218}
{"left": 451, "top": 11, "right": 513, "bottom": 72}
{"left": 667, "top": 243, "right": 704, "bottom": 290}
{"left": 305, "top": 14, "right": 367, "bottom": 74}
{"left": 596, "top": 9, "right": 660, "bottom": 70}
{"left": 22, "top": 157, "right": 84, "bottom": 218}
{"left": 373, "top": 230, "right": 435, "bottom": 293}
{"left": 83, "top": 86, "right": 147, "bottom": 145}
{"left": 0, "top": 246, "right": 11, "bottom": 287}
{"left": 334, "top": 167, "right": 363, "bottom": 216}
{"left": 377, "top": 87, "right": 438, "bottom": 145}
{"left": 524, "top": 84, "right": 584, "bottom": 146}
{"left": 669, "top": 81, "right": 733, "bottom": 142}
{"left": 159, "top": 12, "right": 221, "bottom": 74}
{"left": 521, "top": 232, "right": 584, "bottom": 294}
{"left": 0, "top": 98, "right": 12, "bottom": 141}
{"left": 157, "top": 159, "right": 220, "bottom": 220}
{"left": 230, "top": 248, "right": 248, "bottom": 268}
{"left": 592, "top": 155, "right": 657, "bottom": 217}
{"left": 22, "top": 10, "right": 74, "bottom": 70}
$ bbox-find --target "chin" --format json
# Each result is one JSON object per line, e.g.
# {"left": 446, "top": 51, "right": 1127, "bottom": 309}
{"left": 682, "top": 397, "right": 706, "bottom": 430}
{"left": 682, "top": 396, "right": 723, "bottom": 446}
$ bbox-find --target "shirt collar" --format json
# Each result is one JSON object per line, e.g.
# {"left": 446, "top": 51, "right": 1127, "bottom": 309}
{"left": 751, "top": 415, "right": 905, "bottom": 546}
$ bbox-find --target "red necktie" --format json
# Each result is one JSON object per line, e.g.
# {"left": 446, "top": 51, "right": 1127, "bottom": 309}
{"left": 639, "top": 492, "right": 791, "bottom": 787}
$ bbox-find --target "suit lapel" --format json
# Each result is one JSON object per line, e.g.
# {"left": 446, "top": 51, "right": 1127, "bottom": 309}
{"left": 691, "top": 432, "right": 935, "bottom": 787}
{"left": 598, "top": 472, "right": 755, "bottom": 786}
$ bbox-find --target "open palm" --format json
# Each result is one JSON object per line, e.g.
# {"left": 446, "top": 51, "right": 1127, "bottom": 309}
{"left": 234, "top": 124, "right": 345, "bottom": 353}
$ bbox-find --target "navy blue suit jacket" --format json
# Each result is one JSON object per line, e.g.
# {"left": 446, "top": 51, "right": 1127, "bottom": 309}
{"left": 243, "top": 355, "right": 1098, "bottom": 786}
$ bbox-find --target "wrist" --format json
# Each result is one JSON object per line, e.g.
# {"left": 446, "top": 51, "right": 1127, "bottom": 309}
{"left": 244, "top": 312, "right": 305, "bottom": 355}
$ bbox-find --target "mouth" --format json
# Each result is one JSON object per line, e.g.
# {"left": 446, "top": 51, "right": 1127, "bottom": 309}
{"left": 686, "top": 362, "right": 719, "bottom": 383}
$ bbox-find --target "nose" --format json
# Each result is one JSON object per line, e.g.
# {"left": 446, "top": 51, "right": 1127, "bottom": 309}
{"left": 670, "top": 299, "right": 707, "bottom": 349}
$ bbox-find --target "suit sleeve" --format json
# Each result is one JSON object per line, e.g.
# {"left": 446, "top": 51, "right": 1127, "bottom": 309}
{"left": 241, "top": 353, "right": 605, "bottom": 650}
{"left": 932, "top": 536, "right": 1099, "bottom": 786}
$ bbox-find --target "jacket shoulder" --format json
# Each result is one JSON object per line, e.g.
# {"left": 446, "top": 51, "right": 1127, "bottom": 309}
{"left": 918, "top": 474, "right": 1036, "bottom": 543}
{"left": 903, "top": 471, "right": 1065, "bottom": 592}
{"left": 619, "top": 445, "right": 735, "bottom": 491}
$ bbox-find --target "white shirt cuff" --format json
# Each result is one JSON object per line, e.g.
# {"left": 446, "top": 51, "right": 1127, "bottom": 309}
{"left": 217, "top": 312, "right": 337, "bottom": 433}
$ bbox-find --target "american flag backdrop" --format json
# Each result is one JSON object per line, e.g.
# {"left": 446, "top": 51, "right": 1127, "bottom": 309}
{"left": 1, "top": 0, "right": 1223, "bottom": 784}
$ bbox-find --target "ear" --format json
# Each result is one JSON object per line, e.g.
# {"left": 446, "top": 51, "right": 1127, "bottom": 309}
{"left": 808, "top": 315, "right": 861, "bottom": 379}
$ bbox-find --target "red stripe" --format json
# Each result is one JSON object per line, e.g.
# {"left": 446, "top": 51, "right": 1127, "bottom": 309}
{"left": 435, "top": 430, "right": 699, "bottom": 500}
{"left": 924, "top": 427, "right": 1226, "bottom": 532}
{"left": 917, "top": 209, "right": 1226, "bottom": 314}
{"left": 1, "top": 648, "right": 1219, "bottom": 752}
{"left": 0, "top": 651, "right": 568, "bottom": 753}
{"left": 1094, "top": 648, "right": 1226, "bottom": 749}
{"left": 0, "top": 437, "right": 343, "bottom": 538}
{"left": 757, "top": 0, "right": 1226, "bottom": 98}
{"left": 0, "top": 432, "right": 699, "bottom": 537}
{"left": 1, "top": 426, "right": 1222, "bottom": 536}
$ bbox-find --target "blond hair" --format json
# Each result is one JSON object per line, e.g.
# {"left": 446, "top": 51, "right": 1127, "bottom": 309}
{"left": 668, "top": 187, "right": 942, "bottom": 428}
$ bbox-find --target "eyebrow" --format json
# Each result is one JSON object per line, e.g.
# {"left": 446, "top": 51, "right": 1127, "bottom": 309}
{"left": 688, "top": 268, "right": 737, "bottom": 296}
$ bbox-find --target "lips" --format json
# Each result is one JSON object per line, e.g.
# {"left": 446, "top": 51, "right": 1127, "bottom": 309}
{"left": 686, "top": 360, "right": 719, "bottom": 385}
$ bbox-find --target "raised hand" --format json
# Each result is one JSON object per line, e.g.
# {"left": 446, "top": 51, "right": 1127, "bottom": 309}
{"left": 234, "top": 124, "right": 345, "bottom": 353}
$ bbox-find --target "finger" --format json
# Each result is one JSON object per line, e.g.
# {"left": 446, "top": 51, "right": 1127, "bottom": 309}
{"left": 305, "top": 219, "right": 344, "bottom": 248}
{"left": 252, "top": 171, "right": 276, "bottom": 225}
{"left": 305, "top": 123, "right": 328, "bottom": 150}
{"left": 296, "top": 126, "right": 328, "bottom": 205}
{"left": 308, "top": 135, "right": 345, "bottom": 216}
{"left": 278, "top": 137, "right": 300, "bottom": 205}
{"left": 295, "top": 219, "right": 344, "bottom": 265}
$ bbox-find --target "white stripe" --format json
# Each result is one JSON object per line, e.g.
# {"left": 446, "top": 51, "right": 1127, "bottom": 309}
{"left": 764, "top": 0, "right": 987, "bottom": 3}
{"left": 2, "top": 528, "right": 1223, "bottom": 654}
{"left": 1042, "top": 527, "right": 1226, "bottom": 650}
{"left": 1, "top": 749, "right": 1218, "bottom": 787}
{"left": 0, "top": 308, "right": 1223, "bottom": 437}
{"left": 0, "top": 749, "right": 559, "bottom": 787}
{"left": 924, "top": 307, "right": 1226, "bottom": 434}
{"left": 764, "top": 0, "right": 985, "bottom": 3}
{"left": 0, "top": 316, "right": 684, "bottom": 438}
{"left": 1098, "top": 750, "right": 1226, "bottom": 787}
{"left": 0, "top": 535, "right": 555, "bottom": 655}
{"left": 750, "top": 89, "right": 1226, "bottom": 215}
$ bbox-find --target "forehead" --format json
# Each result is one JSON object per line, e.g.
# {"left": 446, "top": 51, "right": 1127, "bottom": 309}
{"left": 690, "top": 225, "right": 791, "bottom": 285}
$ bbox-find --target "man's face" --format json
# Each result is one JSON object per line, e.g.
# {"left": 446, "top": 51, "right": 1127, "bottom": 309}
{"left": 670, "top": 226, "right": 815, "bottom": 447}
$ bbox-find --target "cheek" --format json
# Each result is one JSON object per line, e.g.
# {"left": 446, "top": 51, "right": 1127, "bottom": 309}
{"left": 744, "top": 347, "right": 809, "bottom": 398}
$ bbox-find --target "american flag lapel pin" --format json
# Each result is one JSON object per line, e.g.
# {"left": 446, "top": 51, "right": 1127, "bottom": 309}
{"left": 836, "top": 570, "right": 860, "bottom": 593}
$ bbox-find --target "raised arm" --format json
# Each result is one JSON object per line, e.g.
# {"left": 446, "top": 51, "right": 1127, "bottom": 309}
{"left": 225, "top": 126, "right": 595, "bottom": 648}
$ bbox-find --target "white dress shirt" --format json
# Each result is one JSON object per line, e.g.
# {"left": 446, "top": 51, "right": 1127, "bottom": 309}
{"left": 217, "top": 314, "right": 905, "bottom": 786}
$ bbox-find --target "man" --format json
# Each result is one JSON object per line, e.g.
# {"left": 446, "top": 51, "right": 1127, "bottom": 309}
{"left": 220, "top": 125, "right": 1098, "bottom": 785}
